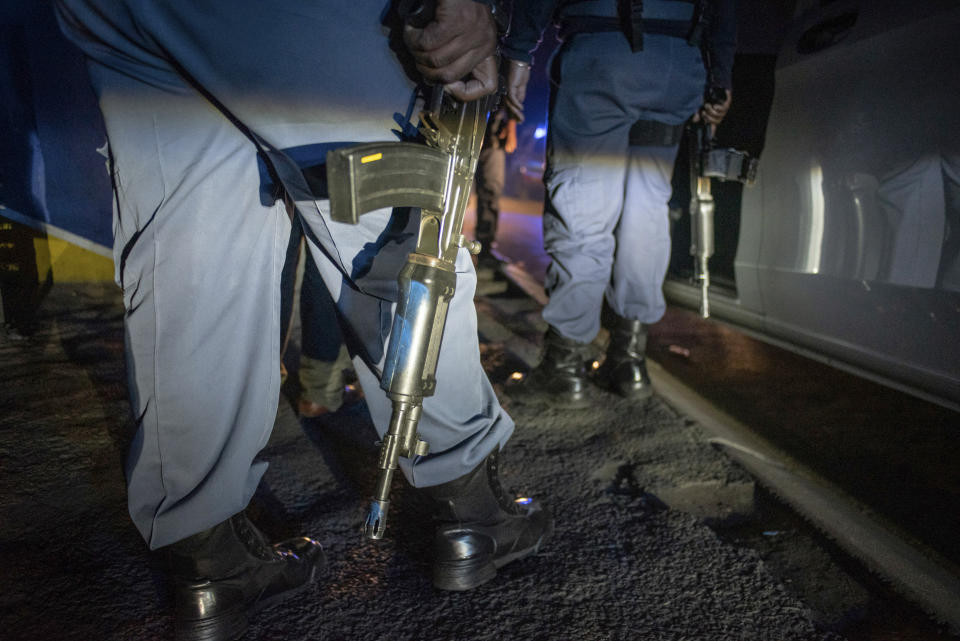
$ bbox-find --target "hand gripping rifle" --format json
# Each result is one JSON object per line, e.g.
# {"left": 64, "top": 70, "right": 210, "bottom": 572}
{"left": 688, "top": 87, "right": 758, "bottom": 318}
{"left": 325, "top": 0, "right": 495, "bottom": 540}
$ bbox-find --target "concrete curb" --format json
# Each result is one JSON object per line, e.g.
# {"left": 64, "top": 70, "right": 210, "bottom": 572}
{"left": 650, "top": 359, "right": 960, "bottom": 632}
{"left": 489, "top": 262, "right": 960, "bottom": 633}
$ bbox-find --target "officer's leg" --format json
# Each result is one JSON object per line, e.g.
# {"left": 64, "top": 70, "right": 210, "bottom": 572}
{"left": 510, "top": 35, "right": 635, "bottom": 408}
{"left": 608, "top": 144, "right": 678, "bottom": 325}
{"left": 475, "top": 143, "right": 506, "bottom": 268}
{"left": 540, "top": 82, "right": 630, "bottom": 342}
{"left": 595, "top": 143, "right": 679, "bottom": 400}
{"left": 297, "top": 197, "right": 550, "bottom": 591}
{"left": 595, "top": 34, "right": 705, "bottom": 400}
{"left": 298, "top": 206, "right": 516, "bottom": 488}
{"left": 99, "top": 89, "right": 289, "bottom": 551}
{"left": 88, "top": 78, "right": 323, "bottom": 639}
{"left": 297, "top": 247, "right": 356, "bottom": 417}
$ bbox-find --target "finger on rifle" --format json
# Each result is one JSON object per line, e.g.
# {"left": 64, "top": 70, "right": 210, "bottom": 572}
{"left": 414, "top": 44, "right": 480, "bottom": 87}
{"left": 701, "top": 112, "right": 721, "bottom": 126}
{"left": 445, "top": 75, "right": 494, "bottom": 101}
{"left": 702, "top": 104, "right": 728, "bottom": 125}
{"left": 444, "top": 55, "right": 498, "bottom": 101}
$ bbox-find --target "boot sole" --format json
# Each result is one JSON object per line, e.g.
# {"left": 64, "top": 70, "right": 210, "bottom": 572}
{"left": 591, "top": 372, "right": 654, "bottom": 401}
{"left": 176, "top": 556, "right": 322, "bottom": 641}
{"left": 614, "top": 385, "right": 654, "bottom": 401}
{"left": 176, "top": 605, "right": 248, "bottom": 641}
{"left": 432, "top": 524, "right": 553, "bottom": 592}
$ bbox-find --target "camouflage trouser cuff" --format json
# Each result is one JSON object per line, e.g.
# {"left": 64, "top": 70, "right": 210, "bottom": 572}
{"left": 299, "top": 344, "right": 353, "bottom": 411}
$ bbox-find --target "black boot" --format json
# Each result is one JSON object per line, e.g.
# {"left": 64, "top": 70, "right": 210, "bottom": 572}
{"left": 510, "top": 326, "right": 593, "bottom": 408}
{"left": 424, "top": 450, "right": 553, "bottom": 591}
{"left": 596, "top": 312, "right": 653, "bottom": 400}
{"left": 165, "top": 512, "right": 324, "bottom": 641}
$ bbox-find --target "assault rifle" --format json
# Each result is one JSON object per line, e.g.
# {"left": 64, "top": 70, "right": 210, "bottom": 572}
{"left": 688, "top": 87, "right": 757, "bottom": 318}
{"left": 326, "top": 0, "right": 494, "bottom": 540}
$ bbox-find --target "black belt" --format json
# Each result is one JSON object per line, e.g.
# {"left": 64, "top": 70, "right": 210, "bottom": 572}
{"left": 558, "top": 15, "right": 694, "bottom": 44}
{"left": 629, "top": 119, "right": 684, "bottom": 147}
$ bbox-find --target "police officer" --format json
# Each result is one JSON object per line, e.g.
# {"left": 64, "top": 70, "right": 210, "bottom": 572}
{"left": 54, "top": 1, "right": 552, "bottom": 638}
{"left": 503, "top": 0, "right": 735, "bottom": 408}
{"left": 280, "top": 217, "right": 360, "bottom": 418}
{"left": 474, "top": 107, "right": 519, "bottom": 271}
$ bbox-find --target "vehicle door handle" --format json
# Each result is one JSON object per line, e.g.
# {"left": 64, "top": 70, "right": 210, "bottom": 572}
{"left": 797, "top": 11, "right": 859, "bottom": 54}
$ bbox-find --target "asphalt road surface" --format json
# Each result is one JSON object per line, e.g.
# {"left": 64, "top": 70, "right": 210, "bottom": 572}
{"left": 1, "top": 282, "right": 837, "bottom": 641}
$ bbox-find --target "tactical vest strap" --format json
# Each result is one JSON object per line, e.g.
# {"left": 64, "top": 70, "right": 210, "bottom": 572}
{"left": 687, "top": 0, "right": 712, "bottom": 46}
{"left": 626, "top": 0, "right": 645, "bottom": 52}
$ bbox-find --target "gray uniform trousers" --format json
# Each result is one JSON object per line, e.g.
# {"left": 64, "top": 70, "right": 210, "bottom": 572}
{"left": 55, "top": 0, "right": 513, "bottom": 550}
{"left": 542, "top": 25, "right": 707, "bottom": 342}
